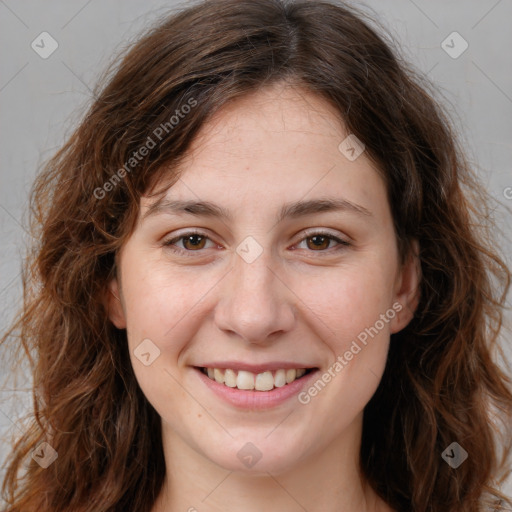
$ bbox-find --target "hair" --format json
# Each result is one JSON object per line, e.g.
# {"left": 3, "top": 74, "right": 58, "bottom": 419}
{"left": 1, "top": 0, "right": 511, "bottom": 510}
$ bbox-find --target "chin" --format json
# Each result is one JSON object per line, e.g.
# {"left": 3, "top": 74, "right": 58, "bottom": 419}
{"left": 200, "top": 435, "right": 307, "bottom": 475}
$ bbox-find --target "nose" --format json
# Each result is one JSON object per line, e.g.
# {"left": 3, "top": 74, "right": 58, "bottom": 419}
{"left": 214, "top": 249, "right": 297, "bottom": 346}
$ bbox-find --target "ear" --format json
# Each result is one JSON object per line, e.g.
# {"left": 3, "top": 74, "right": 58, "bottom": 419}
{"left": 390, "top": 239, "right": 421, "bottom": 334}
{"left": 106, "top": 277, "right": 127, "bottom": 329}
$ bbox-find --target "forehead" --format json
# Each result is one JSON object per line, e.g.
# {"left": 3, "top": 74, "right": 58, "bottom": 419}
{"left": 186, "top": 82, "right": 345, "bottom": 164}
{"left": 141, "top": 83, "right": 388, "bottom": 222}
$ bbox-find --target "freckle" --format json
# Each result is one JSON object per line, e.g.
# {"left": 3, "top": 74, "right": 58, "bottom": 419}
{"left": 198, "top": 414, "right": 202, "bottom": 418}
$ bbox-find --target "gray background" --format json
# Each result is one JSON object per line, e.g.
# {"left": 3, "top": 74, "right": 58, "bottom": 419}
{"left": 1, "top": 0, "right": 511, "bottom": 503}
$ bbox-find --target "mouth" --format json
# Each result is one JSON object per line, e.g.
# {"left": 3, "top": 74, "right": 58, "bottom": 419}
{"left": 197, "top": 366, "right": 317, "bottom": 392}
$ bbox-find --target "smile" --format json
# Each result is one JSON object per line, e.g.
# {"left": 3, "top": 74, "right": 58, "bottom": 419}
{"left": 200, "top": 367, "right": 314, "bottom": 391}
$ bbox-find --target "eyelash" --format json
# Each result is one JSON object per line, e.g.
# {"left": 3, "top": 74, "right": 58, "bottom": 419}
{"left": 163, "top": 230, "right": 351, "bottom": 256}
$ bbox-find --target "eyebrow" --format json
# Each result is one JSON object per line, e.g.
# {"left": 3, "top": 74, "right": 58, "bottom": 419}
{"left": 143, "top": 196, "right": 372, "bottom": 223}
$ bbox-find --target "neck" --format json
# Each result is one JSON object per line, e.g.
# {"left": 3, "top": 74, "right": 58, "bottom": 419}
{"left": 152, "top": 415, "right": 392, "bottom": 512}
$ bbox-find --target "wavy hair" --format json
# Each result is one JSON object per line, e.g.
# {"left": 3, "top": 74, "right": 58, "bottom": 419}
{"left": 1, "top": 0, "right": 511, "bottom": 510}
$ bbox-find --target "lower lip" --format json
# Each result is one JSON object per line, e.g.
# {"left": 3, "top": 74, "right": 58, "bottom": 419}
{"left": 194, "top": 368, "right": 319, "bottom": 410}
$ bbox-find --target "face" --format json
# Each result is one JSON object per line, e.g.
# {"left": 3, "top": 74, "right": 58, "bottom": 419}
{"left": 108, "top": 82, "right": 419, "bottom": 475}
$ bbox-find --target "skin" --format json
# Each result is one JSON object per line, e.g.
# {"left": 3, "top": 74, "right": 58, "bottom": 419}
{"left": 107, "top": 81, "right": 420, "bottom": 512}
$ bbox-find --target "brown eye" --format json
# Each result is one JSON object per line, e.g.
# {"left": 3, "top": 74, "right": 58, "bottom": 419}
{"left": 164, "top": 231, "right": 215, "bottom": 253}
{"left": 164, "top": 230, "right": 349, "bottom": 256}
{"left": 296, "top": 232, "right": 350, "bottom": 253}
{"left": 306, "top": 235, "right": 332, "bottom": 251}
{"left": 181, "top": 234, "right": 207, "bottom": 251}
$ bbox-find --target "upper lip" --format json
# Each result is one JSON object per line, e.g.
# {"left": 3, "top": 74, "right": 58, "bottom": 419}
{"left": 196, "top": 361, "right": 318, "bottom": 373}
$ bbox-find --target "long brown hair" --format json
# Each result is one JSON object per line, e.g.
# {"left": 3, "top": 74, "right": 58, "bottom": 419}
{"left": 1, "top": 0, "right": 511, "bottom": 510}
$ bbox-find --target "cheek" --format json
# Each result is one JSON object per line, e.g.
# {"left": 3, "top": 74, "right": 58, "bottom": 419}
{"left": 291, "top": 257, "right": 397, "bottom": 407}
{"left": 292, "top": 259, "right": 397, "bottom": 350}
{"left": 292, "top": 259, "right": 397, "bottom": 415}
{"left": 120, "top": 260, "right": 216, "bottom": 417}
{"left": 121, "top": 251, "right": 213, "bottom": 350}
{"left": 290, "top": 279, "right": 391, "bottom": 427}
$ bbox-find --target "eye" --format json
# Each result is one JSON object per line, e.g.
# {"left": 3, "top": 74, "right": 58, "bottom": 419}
{"left": 294, "top": 231, "right": 351, "bottom": 253}
{"left": 163, "top": 230, "right": 216, "bottom": 253}
{"left": 163, "top": 229, "right": 350, "bottom": 256}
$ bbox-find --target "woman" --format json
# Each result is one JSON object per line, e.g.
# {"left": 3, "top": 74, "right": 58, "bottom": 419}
{"left": 1, "top": 0, "right": 511, "bottom": 510}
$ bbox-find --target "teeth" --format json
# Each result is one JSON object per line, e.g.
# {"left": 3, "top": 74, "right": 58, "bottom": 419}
{"left": 274, "top": 369, "right": 286, "bottom": 388}
{"left": 255, "top": 371, "right": 274, "bottom": 391}
{"left": 224, "top": 369, "right": 237, "bottom": 388}
{"left": 214, "top": 368, "right": 224, "bottom": 384}
{"left": 286, "top": 369, "right": 296, "bottom": 384}
{"left": 237, "top": 370, "right": 255, "bottom": 390}
{"left": 202, "top": 367, "right": 310, "bottom": 391}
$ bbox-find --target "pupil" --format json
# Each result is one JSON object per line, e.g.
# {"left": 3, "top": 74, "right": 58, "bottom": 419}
{"left": 186, "top": 235, "right": 204, "bottom": 249}
{"left": 310, "top": 236, "right": 328, "bottom": 250}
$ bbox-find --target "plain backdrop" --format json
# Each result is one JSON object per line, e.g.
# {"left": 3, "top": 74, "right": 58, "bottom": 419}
{"left": 1, "top": 0, "right": 511, "bottom": 504}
